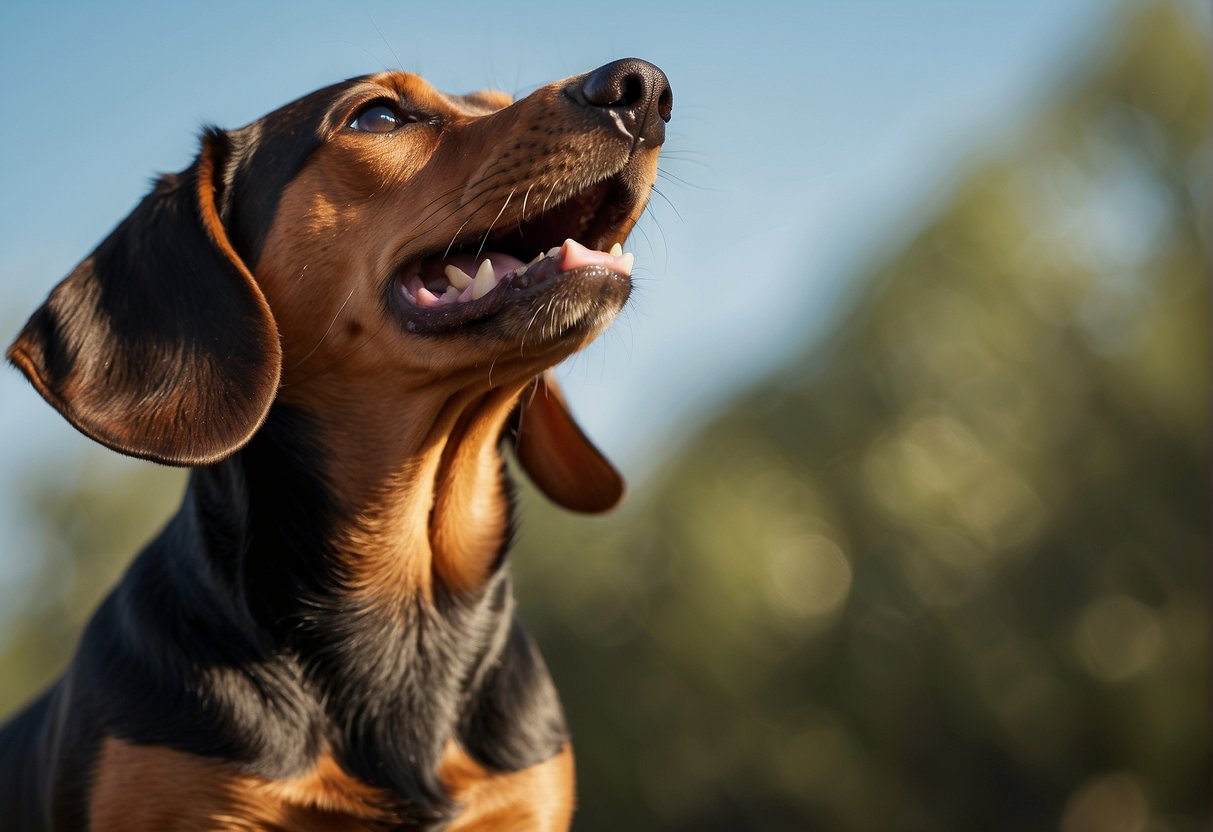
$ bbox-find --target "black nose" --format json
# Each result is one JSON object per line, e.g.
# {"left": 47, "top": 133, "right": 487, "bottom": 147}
{"left": 569, "top": 58, "right": 672, "bottom": 147}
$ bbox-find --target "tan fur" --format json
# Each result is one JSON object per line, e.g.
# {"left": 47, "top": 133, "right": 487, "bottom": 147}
{"left": 440, "top": 743, "right": 576, "bottom": 832}
{"left": 88, "top": 737, "right": 575, "bottom": 831}
{"left": 252, "top": 70, "right": 658, "bottom": 605}
{"left": 88, "top": 738, "right": 397, "bottom": 830}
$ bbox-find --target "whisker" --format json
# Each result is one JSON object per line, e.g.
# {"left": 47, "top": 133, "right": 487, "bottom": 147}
{"left": 657, "top": 169, "right": 713, "bottom": 192}
{"left": 650, "top": 184, "right": 684, "bottom": 222}
{"left": 641, "top": 202, "right": 670, "bottom": 273}
{"left": 401, "top": 166, "right": 516, "bottom": 246}
{"left": 541, "top": 177, "right": 565, "bottom": 215}
{"left": 519, "top": 182, "right": 537, "bottom": 228}
{"left": 474, "top": 188, "right": 515, "bottom": 262}
{"left": 443, "top": 219, "right": 472, "bottom": 260}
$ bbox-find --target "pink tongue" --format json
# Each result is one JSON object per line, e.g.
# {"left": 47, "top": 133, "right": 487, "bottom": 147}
{"left": 557, "top": 238, "right": 618, "bottom": 271}
{"left": 444, "top": 251, "right": 526, "bottom": 281}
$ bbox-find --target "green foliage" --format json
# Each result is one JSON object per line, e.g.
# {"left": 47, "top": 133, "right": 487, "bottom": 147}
{"left": 512, "top": 3, "right": 1210, "bottom": 830}
{"left": 0, "top": 457, "right": 184, "bottom": 711}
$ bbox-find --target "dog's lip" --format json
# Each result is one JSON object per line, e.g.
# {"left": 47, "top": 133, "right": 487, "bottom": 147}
{"left": 387, "top": 166, "right": 642, "bottom": 334}
{"left": 390, "top": 239, "right": 634, "bottom": 333}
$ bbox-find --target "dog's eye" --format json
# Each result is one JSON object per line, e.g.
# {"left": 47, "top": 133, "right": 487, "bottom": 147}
{"left": 348, "top": 104, "right": 412, "bottom": 133}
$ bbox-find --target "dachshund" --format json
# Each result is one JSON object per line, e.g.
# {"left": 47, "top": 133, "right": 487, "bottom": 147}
{"left": 0, "top": 58, "right": 671, "bottom": 830}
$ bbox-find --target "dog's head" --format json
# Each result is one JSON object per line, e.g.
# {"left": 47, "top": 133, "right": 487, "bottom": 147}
{"left": 7, "top": 60, "right": 671, "bottom": 513}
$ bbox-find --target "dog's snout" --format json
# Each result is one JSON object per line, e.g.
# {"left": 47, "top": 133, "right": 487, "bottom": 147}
{"left": 570, "top": 58, "right": 672, "bottom": 146}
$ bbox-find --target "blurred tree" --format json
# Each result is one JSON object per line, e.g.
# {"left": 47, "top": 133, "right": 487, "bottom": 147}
{"left": 510, "top": 3, "right": 1210, "bottom": 830}
{"left": 0, "top": 457, "right": 184, "bottom": 711}
{"left": 0, "top": 2, "right": 1206, "bottom": 831}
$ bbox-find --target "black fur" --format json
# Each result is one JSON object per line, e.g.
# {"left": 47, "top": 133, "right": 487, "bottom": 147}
{"left": 216, "top": 77, "right": 364, "bottom": 264}
{"left": 0, "top": 73, "right": 570, "bottom": 830}
{"left": 0, "top": 405, "right": 567, "bottom": 829}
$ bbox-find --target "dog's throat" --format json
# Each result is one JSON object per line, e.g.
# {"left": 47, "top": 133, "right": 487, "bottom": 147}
{"left": 301, "top": 385, "right": 521, "bottom": 602}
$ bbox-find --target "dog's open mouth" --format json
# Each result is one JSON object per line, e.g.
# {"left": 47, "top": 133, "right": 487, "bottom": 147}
{"left": 390, "top": 172, "right": 638, "bottom": 334}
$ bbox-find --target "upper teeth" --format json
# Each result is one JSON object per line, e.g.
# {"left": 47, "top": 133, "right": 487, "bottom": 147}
{"left": 444, "top": 264, "right": 472, "bottom": 289}
{"left": 472, "top": 258, "right": 497, "bottom": 300}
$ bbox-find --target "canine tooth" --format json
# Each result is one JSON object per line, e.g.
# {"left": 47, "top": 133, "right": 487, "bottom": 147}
{"left": 547, "top": 246, "right": 561, "bottom": 258}
{"left": 444, "top": 265, "right": 472, "bottom": 290}
{"left": 609, "top": 243, "right": 623, "bottom": 257}
{"left": 472, "top": 258, "right": 497, "bottom": 300}
{"left": 621, "top": 252, "right": 634, "bottom": 276}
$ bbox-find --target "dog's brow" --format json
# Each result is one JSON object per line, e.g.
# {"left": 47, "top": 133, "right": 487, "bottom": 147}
{"left": 364, "top": 71, "right": 506, "bottom": 118}
{"left": 446, "top": 90, "right": 514, "bottom": 115}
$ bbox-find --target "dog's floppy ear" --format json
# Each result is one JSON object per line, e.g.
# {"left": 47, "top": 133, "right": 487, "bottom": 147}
{"left": 6, "top": 131, "right": 281, "bottom": 466}
{"left": 513, "top": 371, "right": 624, "bottom": 513}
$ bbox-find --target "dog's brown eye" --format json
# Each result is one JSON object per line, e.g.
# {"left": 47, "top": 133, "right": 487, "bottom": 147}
{"left": 349, "top": 104, "right": 408, "bottom": 133}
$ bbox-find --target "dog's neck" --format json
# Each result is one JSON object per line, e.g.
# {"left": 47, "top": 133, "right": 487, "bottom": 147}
{"left": 322, "top": 376, "right": 523, "bottom": 598}
{"left": 286, "top": 373, "right": 524, "bottom": 601}
{"left": 190, "top": 373, "right": 530, "bottom": 630}
{"left": 179, "top": 376, "right": 564, "bottom": 809}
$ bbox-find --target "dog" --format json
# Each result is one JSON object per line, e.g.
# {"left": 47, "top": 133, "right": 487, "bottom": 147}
{"left": 0, "top": 57, "right": 671, "bottom": 830}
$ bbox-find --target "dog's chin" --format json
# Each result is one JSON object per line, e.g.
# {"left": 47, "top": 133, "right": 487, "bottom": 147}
{"left": 490, "top": 261, "right": 630, "bottom": 347}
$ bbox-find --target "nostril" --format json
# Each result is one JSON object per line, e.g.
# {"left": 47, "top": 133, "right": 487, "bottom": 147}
{"left": 616, "top": 74, "right": 643, "bottom": 108}
{"left": 657, "top": 87, "right": 673, "bottom": 123}
{"left": 583, "top": 66, "right": 646, "bottom": 110}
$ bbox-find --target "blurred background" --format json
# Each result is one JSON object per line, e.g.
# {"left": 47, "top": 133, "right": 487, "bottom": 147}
{"left": 0, "top": 0, "right": 1208, "bottom": 829}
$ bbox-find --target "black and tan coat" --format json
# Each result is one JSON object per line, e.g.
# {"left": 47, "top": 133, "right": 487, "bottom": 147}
{"left": 0, "top": 58, "right": 671, "bottom": 830}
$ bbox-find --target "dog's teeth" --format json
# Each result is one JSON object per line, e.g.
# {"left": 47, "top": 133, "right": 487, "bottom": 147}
{"left": 621, "top": 252, "right": 634, "bottom": 276}
{"left": 472, "top": 258, "right": 497, "bottom": 300}
{"left": 530, "top": 252, "right": 546, "bottom": 264}
{"left": 609, "top": 243, "right": 623, "bottom": 257}
{"left": 444, "top": 265, "right": 472, "bottom": 290}
{"left": 547, "top": 246, "right": 562, "bottom": 258}
{"left": 443, "top": 286, "right": 461, "bottom": 303}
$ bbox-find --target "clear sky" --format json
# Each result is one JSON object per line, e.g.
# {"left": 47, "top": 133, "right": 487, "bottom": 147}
{"left": 0, "top": 0, "right": 1129, "bottom": 555}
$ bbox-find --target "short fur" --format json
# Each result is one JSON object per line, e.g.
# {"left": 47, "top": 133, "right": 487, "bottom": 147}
{"left": 0, "top": 59, "right": 670, "bottom": 830}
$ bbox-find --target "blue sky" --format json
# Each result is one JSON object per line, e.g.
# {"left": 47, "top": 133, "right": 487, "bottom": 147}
{"left": 0, "top": 0, "right": 1139, "bottom": 554}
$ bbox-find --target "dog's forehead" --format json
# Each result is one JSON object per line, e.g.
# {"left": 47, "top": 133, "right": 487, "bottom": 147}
{"left": 364, "top": 70, "right": 514, "bottom": 115}
{"left": 250, "top": 71, "right": 512, "bottom": 127}
{"left": 224, "top": 71, "right": 512, "bottom": 267}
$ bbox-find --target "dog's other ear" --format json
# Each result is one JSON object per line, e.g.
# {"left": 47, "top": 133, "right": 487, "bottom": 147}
{"left": 513, "top": 372, "right": 624, "bottom": 513}
{"left": 6, "top": 131, "right": 281, "bottom": 466}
